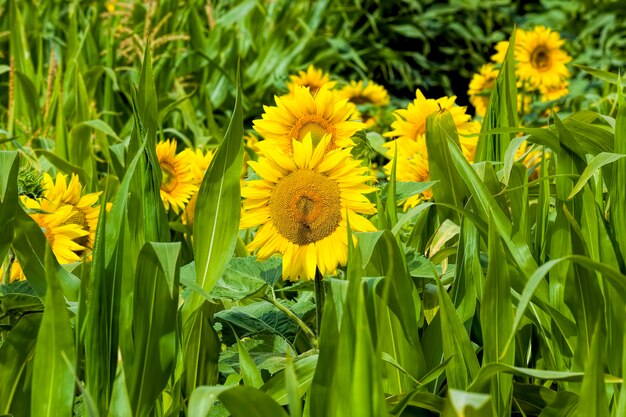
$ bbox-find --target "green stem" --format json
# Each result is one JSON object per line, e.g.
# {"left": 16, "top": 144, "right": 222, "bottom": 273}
{"left": 314, "top": 269, "right": 325, "bottom": 333}
{"left": 266, "top": 295, "right": 317, "bottom": 348}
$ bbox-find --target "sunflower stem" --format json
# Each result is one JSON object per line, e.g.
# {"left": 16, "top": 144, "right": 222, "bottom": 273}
{"left": 314, "top": 269, "right": 325, "bottom": 333}
{"left": 266, "top": 294, "right": 317, "bottom": 348}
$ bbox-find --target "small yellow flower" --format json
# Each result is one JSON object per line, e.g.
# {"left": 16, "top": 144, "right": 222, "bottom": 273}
{"left": 253, "top": 85, "right": 365, "bottom": 155}
{"left": 338, "top": 80, "right": 390, "bottom": 107}
{"left": 156, "top": 139, "right": 198, "bottom": 213}
{"left": 183, "top": 148, "right": 215, "bottom": 225}
{"left": 287, "top": 65, "right": 336, "bottom": 96}
{"left": 468, "top": 64, "right": 499, "bottom": 117}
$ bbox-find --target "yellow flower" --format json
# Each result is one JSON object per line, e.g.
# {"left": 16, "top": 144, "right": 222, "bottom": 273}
{"left": 540, "top": 79, "right": 569, "bottom": 102}
{"left": 515, "top": 141, "right": 546, "bottom": 180}
{"left": 383, "top": 89, "right": 475, "bottom": 145}
{"left": 183, "top": 148, "right": 215, "bottom": 225}
{"left": 491, "top": 40, "right": 510, "bottom": 64}
{"left": 287, "top": 65, "right": 336, "bottom": 96}
{"left": 38, "top": 173, "right": 102, "bottom": 250}
{"left": 156, "top": 139, "right": 198, "bottom": 213}
{"left": 338, "top": 80, "right": 390, "bottom": 107}
{"left": 386, "top": 139, "right": 431, "bottom": 210}
{"left": 516, "top": 26, "right": 571, "bottom": 89}
{"left": 253, "top": 85, "right": 365, "bottom": 155}
{"left": 25, "top": 202, "right": 90, "bottom": 265}
{"left": 241, "top": 133, "right": 377, "bottom": 281}
{"left": 468, "top": 64, "right": 499, "bottom": 117}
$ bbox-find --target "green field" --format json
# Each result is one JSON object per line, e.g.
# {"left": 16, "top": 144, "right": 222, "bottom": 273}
{"left": 1, "top": 1, "right": 626, "bottom": 416}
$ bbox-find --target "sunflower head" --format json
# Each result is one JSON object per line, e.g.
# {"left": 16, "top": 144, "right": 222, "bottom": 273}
{"left": 241, "top": 133, "right": 377, "bottom": 280}
{"left": 383, "top": 89, "right": 473, "bottom": 144}
{"left": 36, "top": 173, "right": 103, "bottom": 251}
{"left": 156, "top": 139, "right": 198, "bottom": 213}
{"left": 22, "top": 199, "right": 90, "bottom": 265}
{"left": 516, "top": 26, "right": 571, "bottom": 89}
{"left": 540, "top": 79, "right": 569, "bottom": 102}
{"left": 468, "top": 64, "right": 499, "bottom": 117}
{"left": 287, "top": 65, "right": 336, "bottom": 96}
{"left": 253, "top": 85, "right": 365, "bottom": 155}
{"left": 183, "top": 147, "right": 215, "bottom": 225}
{"left": 383, "top": 139, "right": 431, "bottom": 210}
{"left": 339, "top": 80, "right": 390, "bottom": 107}
{"left": 491, "top": 40, "right": 510, "bottom": 64}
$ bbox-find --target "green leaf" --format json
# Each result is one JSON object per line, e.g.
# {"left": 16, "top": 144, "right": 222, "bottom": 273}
{"left": 191, "top": 65, "right": 244, "bottom": 310}
{"left": 577, "top": 321, "right": 609, "bottom": 417}
{"left": 218, "top": 386, "right": 289, "bottom": 417}
{"left": 444, "top": 389, "right": 493, "bottom": 417}
{"left": 262, "top": 355, "right": 317, "bottom": 406}
{"left": 125, "top": 242, "right": 180, "bottom": 417}
{"left": 435, "top": 277, "right": 480, "bottom": 390}
{"left": 575, "top": 65, "right": 626, "bottom": 85}
{"left": 0, "top": 313, "right": 42, "bottom": 415}
{"left": 425, "top": 109, "right": 469, "bottom": 223}
{"left": 188, "top": 386, "right": 229, "bottom": 417}
{"left": 238, "top": 338, "right": 264, "bottom": 388}
{"left": 0, "top": 151, "right": 19, "bottom": 263}
{"left": 30, "top": 246, "right": 76, "bottom": 417}
{"left": 481, "top": 215, "right": 514, "bottom": 416}
{"left": 475, "top": 29, "right": 517, "bottom": 162}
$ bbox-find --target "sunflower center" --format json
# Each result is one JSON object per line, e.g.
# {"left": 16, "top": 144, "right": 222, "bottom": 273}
{"left": 289, "top": 115, "right": 336, "bottom": 148}
{"left": 269, "top": 170, "right": 342, "bottom": 245}
{"left": 350, "top": 95, "right": 371, "bottom": 105}
{"left": 161, "top": 162, "right": 179, "bottom": 192}
{"left": 531, "top": 46, "right": 551, "bottom": 71}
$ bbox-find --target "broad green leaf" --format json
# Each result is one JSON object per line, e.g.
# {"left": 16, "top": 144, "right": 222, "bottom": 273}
{"left": 31, "top": 246, "right": 76, "bottom": 417}
{"left": 218, "top": 386, "right": 289, "bottom": 417}
{"left": 191, "top": 66, "right": 244, "bottom": 310}
{"left": 444, "top": 389, "right": 493, "bottom": 417}
{"left": 187, "top": 386, "right": 229, "bottom": 417}
{"left": 125, "top": 242, "right": 180, "bottom": 417}
{"left": 435, "top": 277, "right": 480, "bottom": 390}
{"left": 0, "top": 313, "right": 42, "bottom": 415}
{"left": 84, "top": 191, "right": 118, "bottom": 414}
{"left": 481, "top": 215, "right": 514, "bottom": 416}
{"left": 425, "top": 109, "right": 469, "bottom": 223}
{"left": 262, "top": 355, "right": 317, "bottom": 405}
{"left": 577, "top": 321, "right": 609, "bottom": 417}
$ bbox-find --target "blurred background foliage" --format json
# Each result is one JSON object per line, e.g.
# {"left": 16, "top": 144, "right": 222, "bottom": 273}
{"left": 1, "top": 0, "right": 624, "bottom": 146}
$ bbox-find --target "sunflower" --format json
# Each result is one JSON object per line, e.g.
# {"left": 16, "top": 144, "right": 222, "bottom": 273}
{"left": 183, "top": 148, "right": 215, "bottom": 225}
{"left": 241, "top": 133, "right": 377, "bottom": 281}
{"left": 540, "top": 79, "right": 569, "bottom": 102}
{"left": 156, "top": 139, "right": 198, "bottom": 213}
{"left": 516, "top": 26, "right": 571, "bottom": 89}
{"left": 338, "top": 80, "right": 390, "bottom": 107}
{"left": 287, "top": 65, "right": 336, "bottom": 96}
{"left": 38, "top": 173, "right": 102, "bottom": 250}
{"left": 253, "top": 85, "right": 365, "bottom": 155}
{"left": 387, "top": 139, "right": 432, "bottom": 210}
{"left": 468, "top": 64, "right": 499, "bottom": 117}
{"left": 515, "top": 141, "right": 546, "bottom": 180}
{"left": 491, "top": 40, "right": 510, "bottom": 64}
{"left": 383, "top": 89, "right": 476, "bottom": 146}
{"left": 24, "top": 202, "right": 90, "bottom": 265}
